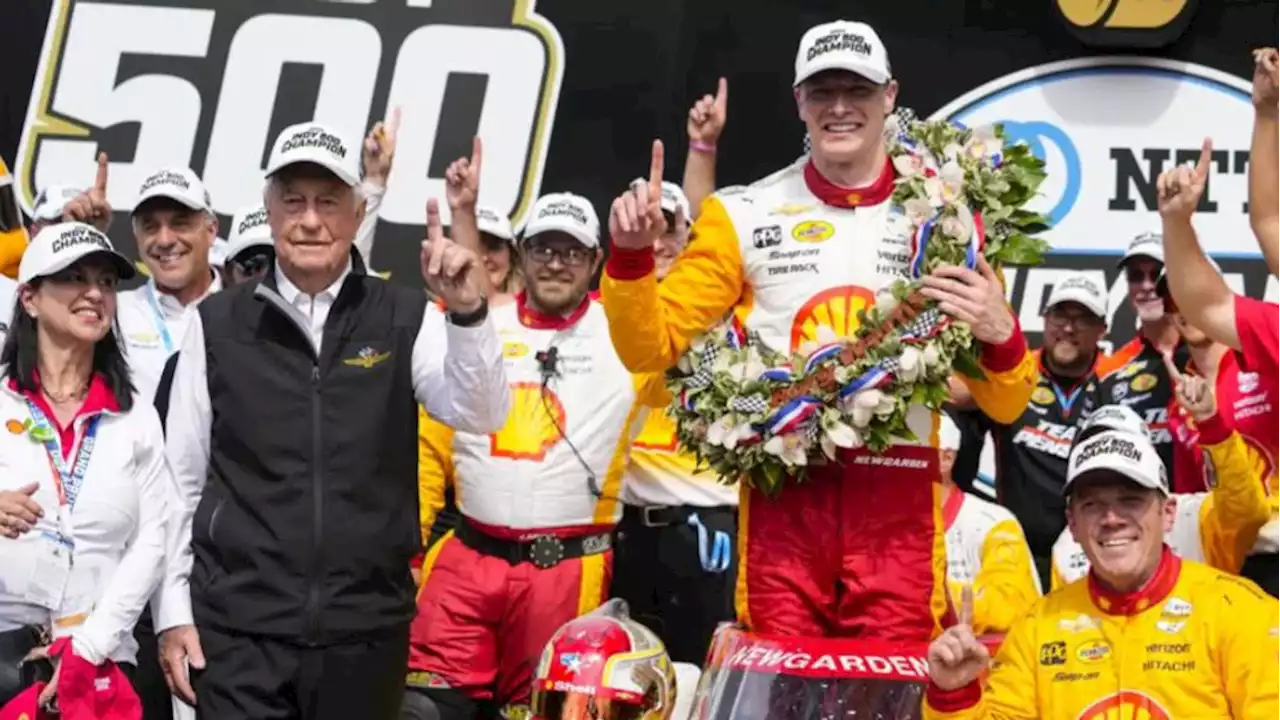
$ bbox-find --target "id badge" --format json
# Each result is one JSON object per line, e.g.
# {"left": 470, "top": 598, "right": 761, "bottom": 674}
{"left": 24, "top": 538, "right": 71, "bottom": 611}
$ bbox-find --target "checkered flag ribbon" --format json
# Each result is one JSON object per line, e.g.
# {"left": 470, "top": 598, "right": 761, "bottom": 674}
{"left": 877, "top": 355, "right": 901, "bottom": 377}
{"left": 728, "top": 394, "right": 770, "bottom": 414}
{"left": 684, "top": 368, "right": 714, "bottom": 391}
{"left": 697, "top": 343, "right": 721, "bottom": 371}
{"left": 898, "top": 308, "right": 948, "bottom": 343}
{"left": 805, "top": 423, "right": 822, "bottom": 445}
{"left": 894, "top": 107, "right": 918, "bottom": 125}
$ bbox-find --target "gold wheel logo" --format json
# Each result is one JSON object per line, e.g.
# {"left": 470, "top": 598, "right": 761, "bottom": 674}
{"left": 1054, "top": 0, "right": 1197, "bottom": 48}
{"left": 789, "top": 285, "right": 874, "bottom": 352}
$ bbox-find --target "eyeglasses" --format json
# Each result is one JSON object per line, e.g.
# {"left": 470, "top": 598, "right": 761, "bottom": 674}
{"left": 1045, "top": 309, "right": 1102, "bottom": 330}
{"left": 1125, "top": 267, "right": 1160, "bottom": 284}
{"left": 525, "top": 244, "right": 593, "bottom": 267}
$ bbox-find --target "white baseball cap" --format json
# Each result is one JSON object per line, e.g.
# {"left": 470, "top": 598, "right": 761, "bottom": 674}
{"left": 29, "top": 185, "right": 81, "bottom": 223}
{"left": 1066, "top": 429, "right": 1169, "bottom": 497}
{"left": 1077, "top": 404, "right": 1147, "bottom": 444}
{"left": 1118, "top": 231, "right": 1164, "bottom": 267}
{"left": 1045, "top": 272, "right": 1107, "bottom": 321}
{"left": 208, "top": 237, "right": 229, "bottom": 267}
{"left": 224, "top": 203, "right": 274, "bottom": 262}
{"left": 793, "top": 21, "right": 891, "bottom": 87}
{"left": 266, "top": 122, "right": 361, "bottom": 187}
{"left": 521, "top": 193, "right": 600, "bottom": 249}
{"left": 132, "top": 167, "right": 212, "bottom": 214}
{"left": 630, "top": 179, "right": 691, "bottom": 220}
{"left": 476, "top": 207, "right": 515, "bottom": 243}
{"left": 18, "top": 222, "right": 136, "bottom": 284}
{"left": 938, "top": 412, "right": 961, "bottom": 451}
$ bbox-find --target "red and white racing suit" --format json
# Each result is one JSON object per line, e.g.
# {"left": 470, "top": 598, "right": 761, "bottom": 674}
{"left": 600, "top": 157, "right": 1037, "bottom": 642}
{"left": 408, "top": 295, "right": 663, "bottom": 708}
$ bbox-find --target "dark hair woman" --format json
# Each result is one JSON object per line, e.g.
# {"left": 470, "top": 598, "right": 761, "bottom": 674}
{"left": 0, "top": 222, "right": 169, "bottom": 712}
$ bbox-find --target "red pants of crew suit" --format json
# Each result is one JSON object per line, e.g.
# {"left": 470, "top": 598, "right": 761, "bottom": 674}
{"left": 736, "top": 444, "right": 947, "bottom": 641}
{"left": 407, "top": 531, "right": 612, "bottom": 707}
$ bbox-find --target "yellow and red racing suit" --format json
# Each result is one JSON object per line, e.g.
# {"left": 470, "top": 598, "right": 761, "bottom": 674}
{"left": 601, "top": 157, "right": 1038, "bottom": 641}
{"left": 925, "top": 548, "right": 1280, "bottom": 719}
{"left": 408, "top": 295, "right": 664, "bottom": 710}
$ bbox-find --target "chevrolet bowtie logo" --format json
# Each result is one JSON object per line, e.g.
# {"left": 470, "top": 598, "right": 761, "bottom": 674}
{"left": 343, "top": 346, "right": 391, "bottom": 369}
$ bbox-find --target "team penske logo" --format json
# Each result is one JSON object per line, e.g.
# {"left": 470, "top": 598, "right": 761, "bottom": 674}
{"left": 16, "top": 0, "right": 564, "bottom": 272}
{"left": 490, "top": 382, "right": 565, "bottom": 461}
{"left": 1075, "top": 691, "right": 1171, "bottom": 720}
{"left": 789, "top": 285, "right": 874, "bottom": 352}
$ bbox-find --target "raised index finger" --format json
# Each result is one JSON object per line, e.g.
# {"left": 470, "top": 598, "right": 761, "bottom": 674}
{"left": 1194, "top": 138, "right": 1213, "bottom": 180}
{"left": 425, "top": 198, "right": 444, "bottom": 244}
{"left": 958, "top": 585, "right": 975, "bottom": 628}
{"left": 93, "top": 152, "right": 109, "bottom": 196}
{"left": 387, "top": 106, "right": 402, "bottom": 143}
{"left": 714, "top": 76, "right": 728, "bottom": 114}
{"left": 648, "top": 139, "right": 664, "bottom": 199}
{"left": 471, "top": 136, "right": 483, "bottom": 175}
{"left": 1161, "top": 351, "right": 1183, "bottom": 385}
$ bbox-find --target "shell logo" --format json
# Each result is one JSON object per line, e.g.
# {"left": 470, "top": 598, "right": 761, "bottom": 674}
{"left": 489, "top": 382, "right": 566, "bottom": 461}
{"left": 503, "top": 341, "right": 530, "bottom": 359}
{"left": 791, "top": 220, "right": 835, "bottom": 243}
{"left": 1075, "top": 691, "right": 1171, "bottom": 720}
{"left": 789, "top": 285, "right": 875, "bottom": 352}
{"left": 632, "top": 408, "right": 679, "bottom": 452}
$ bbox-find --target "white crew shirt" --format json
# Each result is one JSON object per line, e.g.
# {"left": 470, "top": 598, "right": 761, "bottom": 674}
{"left": 154, "top": 263, "right": 508, "bottom": 631}
{"left": 116, "top": 274, "right": 222, "bottom": 400}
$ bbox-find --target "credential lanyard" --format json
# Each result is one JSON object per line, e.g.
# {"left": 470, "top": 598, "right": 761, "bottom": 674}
{"left": 1051, "top": 381, "right": 1084, "bottom": 415}
{"left": 145, "top": 285, "right": 175, "bottom": 354}
{"left": 26, "top": 400, "right": 102, "bottom": 527}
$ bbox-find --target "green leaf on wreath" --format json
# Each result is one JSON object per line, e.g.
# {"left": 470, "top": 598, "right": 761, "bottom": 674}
{"left": 952, "top": 348, "right": 988, "bottom": 381}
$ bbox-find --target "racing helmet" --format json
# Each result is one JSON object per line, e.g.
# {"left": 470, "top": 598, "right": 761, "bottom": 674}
{"left": 532, "top": 599, "right": 676, "bottom": 720}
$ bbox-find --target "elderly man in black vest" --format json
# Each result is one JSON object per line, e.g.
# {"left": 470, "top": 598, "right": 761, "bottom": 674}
{"left": 153, "top": 121, "right": 508, "bottom": 720}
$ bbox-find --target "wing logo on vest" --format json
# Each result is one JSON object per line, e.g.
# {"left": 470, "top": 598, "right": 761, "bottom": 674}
{"left": 1130, "top": 373, "right": 1157, "bottom": 392}
{"left": 790, "top": 285, "right": 874, "bottom": 352}
{"left": 1115, "top": 362, "right": 1145, "bottom": 380}
{"left": 769, "top": 203, "right": 816, "bottom": 217}
{"left": 343, "top": 346, "right": 391, "bottom": 369}
{"left": 791, "top": 220, "right": 834, "bottom": 243}
{"left": 1076, "top": 691, "right": 1171, "bottom": 720}
{"left": 490, "top": 381, "right": 565, "bottom": 461}
{"left": 1031, "top": 387, "right": 1056, "bottom": 405}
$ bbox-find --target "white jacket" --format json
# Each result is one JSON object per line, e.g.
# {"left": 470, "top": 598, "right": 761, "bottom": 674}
{"left": 0, "top": 375, "right": 169, "bottom": 665}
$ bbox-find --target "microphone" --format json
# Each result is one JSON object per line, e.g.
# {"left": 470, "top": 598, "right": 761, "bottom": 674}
{"left": 536, "top": 346, "right": 560, "bottom": 379}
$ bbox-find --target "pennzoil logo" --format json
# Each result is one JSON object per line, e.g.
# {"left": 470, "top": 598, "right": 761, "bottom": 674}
{"left": 1075, "top": 691, "right": 1171, "bottom": 720}
{"left": 1075, "top": 639, "right": 1111, "bottom": 664}
{"left": 16, "top": 0, "right": 565, "bottom": 268}
{"left": 1054, "top": 0, "right": 1197, "bottom": 48}
{"left": 343, "top": 346, "right": 391, "bottom": 369}
{"left": 1130, "top": 373, "right": 1157, "bottom": 393}
{"left": 490, "top": 382, "right": 565, "bottom": 461}
{"left": 1031, "top": 387, "right": 1056, "bottom": 406}
{"left": 503, "top": 341, "right": 530, "bottom": 359}
{"left": 791, "top": 220, "right": 835, "bottom": 243}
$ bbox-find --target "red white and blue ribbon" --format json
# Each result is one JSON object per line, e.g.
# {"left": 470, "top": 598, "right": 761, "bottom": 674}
{"left": 908, "top": 210, "right": 986, "bottom": 280}
{"left": 837, "top": 364, "right": 894, "bottom": 400}
{"left": 724, "top": 317, "right": 747, "bottom": 350}
{"left": 759, "top": 395, "right": 823, "bottom": 436}
{"left": 802, "top": 343, "right": 845, "bottom": 374}
{"left": 759, "top": 367, "right": 793, "bottom": 383}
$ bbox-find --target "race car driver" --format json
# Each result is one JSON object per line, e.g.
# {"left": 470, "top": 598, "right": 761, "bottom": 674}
{"left": 1051, "top": 389, "right": 1269, "bottom": 588}
{"left": 938, "top": 414, "right": 1041, "bottom": 636}
{"left": 1156, "top": 148, "right": 1280, "bottom": 597}
{"left": 1079, "top": 232, "right": 1188, "bottom": 484}
{"left": 405, "top": 192, "right": 666, "bottom": 719}
{"left": 924, "top": 428, "right": 1279, "bottom": 719}
{"left": 601, "top": 19, "right": 1038, "bottom": 642}
{"left": 956, "top": 272, "right": 1106, "bottom": 588}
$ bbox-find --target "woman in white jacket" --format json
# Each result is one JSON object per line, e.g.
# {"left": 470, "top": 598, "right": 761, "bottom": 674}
{"left": 0, "top": 221, "right": 169, "bottom": 707}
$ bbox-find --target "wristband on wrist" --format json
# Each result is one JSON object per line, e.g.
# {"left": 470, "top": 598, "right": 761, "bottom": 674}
{"left": 448, "top": 296, "right": 489, "bottom": 327}
{"left": 689, "top": 140, "right": 717, "bottom": 154}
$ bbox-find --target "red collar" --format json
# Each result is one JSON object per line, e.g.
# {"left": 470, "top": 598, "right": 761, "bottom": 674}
{"left": 1087, "top": 546, "right": 1181, "bottom": 616}
{"left": 8, "top": 373, "right": 118, "bottom": 457}
{"left": 802, "top": 157, "right": 895, "bottom": 209}
{"left": 941, "top": 487, "right": 964, "bottom": 532}
{"left": 515, "top": 292, "right": 591, "bottom": 330}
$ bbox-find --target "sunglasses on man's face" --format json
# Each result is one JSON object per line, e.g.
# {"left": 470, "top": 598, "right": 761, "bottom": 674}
{"left": 1125, "top": 266, "right": 1161, "bottom": 284}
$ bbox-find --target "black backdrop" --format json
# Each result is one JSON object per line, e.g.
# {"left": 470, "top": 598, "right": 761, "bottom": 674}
{"left": 1, "top": 0, "right": 1276, "bottom": 346}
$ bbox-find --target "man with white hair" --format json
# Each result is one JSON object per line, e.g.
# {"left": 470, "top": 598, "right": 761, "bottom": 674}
{"left": 156, "top": 121, "right": 507, "bottom": 720}
{"left": 938, "top": 412, "right": 1040, "bottom": 636}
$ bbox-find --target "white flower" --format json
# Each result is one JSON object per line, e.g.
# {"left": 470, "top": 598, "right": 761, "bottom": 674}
{"left": 942, "top": 142, "right": 963, "bottom": 161}
{"left": 875, "top": 394, "right": 897, "bottom": 418}
{"left": 712, "top": 351, "right": 734, "bottom": 374}
{"left": 939, "top": 214, "right": 968, "bottom": 241}
{"left": 691, "top": 334, "right": 709, "bottom": 353}
{"left": 677, "top": 354, "right": 695, "bottom": 374}
{"left": 939, "top": 161, "right": 965, "bottom": 203}
{"left": 924, "top": 177, "right": 945, "bottom": 208}
{"left": 853, "top": 388, "right": 885, "bottom": 409}
{"left": 875, "top": 287, "right": 900, "bottom": 315}
{"left": 705, "top": 415, "right": 736, "bottom": 447}
{"left": 764, "top": 432, "right": 809, "bottom": 466}
{"left": 969, "top": 125, "right": 1004, "bottom": 160}
{"left": 892, "top": 153, "right": 924, "bottom": 178}
{"left": 727, "top": 358, "right": 767, "bottom": 382}
{"left": 825, "top": 420, "right": 861, "bottom": 449}
{"left": 899, "top": 346, "right": 923, "bottom": 383}
{"left": 922, "top": 343, "right": 942, "bottom": 370}
{"left": 903, "top": 197, "right": 934, "bottom": 225}
{"left": 850, "top": 405, "right": 873, "bottom": 428}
